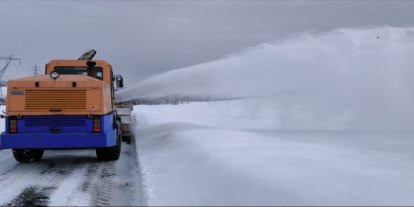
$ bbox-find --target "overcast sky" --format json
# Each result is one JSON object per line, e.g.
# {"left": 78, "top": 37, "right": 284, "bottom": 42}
{"left": 1, "top": 0, "right": 414, "bottom": 85}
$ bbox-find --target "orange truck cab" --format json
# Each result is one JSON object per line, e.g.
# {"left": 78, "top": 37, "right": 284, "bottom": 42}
{"left": 0, "top": 52, "right": 125, "bottom": 162}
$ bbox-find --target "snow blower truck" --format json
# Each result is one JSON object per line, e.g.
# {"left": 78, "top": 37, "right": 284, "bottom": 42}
{"left": 0, "top": 50, "right": 128, "bottom": 162}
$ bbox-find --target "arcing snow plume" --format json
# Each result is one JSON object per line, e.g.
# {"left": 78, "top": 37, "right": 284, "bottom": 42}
{"left": 119, "top": 27, "right": 414, "bottom": 130}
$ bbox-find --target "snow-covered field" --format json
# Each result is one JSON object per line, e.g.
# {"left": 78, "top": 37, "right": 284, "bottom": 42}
{"left": 134, "top": 100, "right": 414, "bottom": 206}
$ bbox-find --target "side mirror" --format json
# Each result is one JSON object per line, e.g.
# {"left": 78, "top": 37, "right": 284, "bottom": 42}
{"left": 114, "top": 75, "right": 124, "bottom": 88}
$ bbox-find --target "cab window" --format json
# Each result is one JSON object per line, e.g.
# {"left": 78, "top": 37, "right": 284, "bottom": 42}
{"left": 54, "top": 66, "right": 103, "bottom": 80}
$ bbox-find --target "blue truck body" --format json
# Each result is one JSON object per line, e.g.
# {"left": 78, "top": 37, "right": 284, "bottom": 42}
{"left": 0, "top": 112, "right": 117, "bottom": 149}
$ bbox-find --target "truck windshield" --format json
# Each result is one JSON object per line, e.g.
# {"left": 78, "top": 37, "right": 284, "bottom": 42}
{"left": 54, "top": 66, "right": 103, "bottom": 80}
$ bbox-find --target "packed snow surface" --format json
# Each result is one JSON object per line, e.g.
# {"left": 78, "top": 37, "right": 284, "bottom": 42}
{"left": 133, "top": 100, "right": 414, "bottom": 206}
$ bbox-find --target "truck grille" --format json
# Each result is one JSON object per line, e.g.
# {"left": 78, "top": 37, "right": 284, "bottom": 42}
{"left": 25, "top": 117, "right": 86, "bottom": 127}
{"left": 25, "top": 90, "right": 86, "bottom": 111}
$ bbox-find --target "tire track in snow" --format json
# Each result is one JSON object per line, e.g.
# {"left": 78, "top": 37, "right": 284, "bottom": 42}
{"left": 94, "top": 162, "right": 115, "bottom": 206}
{"left": 47, "top": 151, "right": 97, "bottom": 206}
{"left": 4, "top": 186, "right": 55, "bottom": 207}
{"left": 76, "top": 143, "right": 144, "bottom": 206}
{"left": 0, "top": 150, "right": 95, "bottom": 206}
{"left": 72, "top": 161, "right": 114, "bottom": 206}
{"left": 74, "top": 140, "right": 147, "bottom": 206}
{"left": 0, "top": 138, "right": 147, "bottom": 206}
{"left": 0, "top": 150, "right": 37, "bottom": 180}
{"left": 0, "top": 151, "right": 42, "bottom": 205}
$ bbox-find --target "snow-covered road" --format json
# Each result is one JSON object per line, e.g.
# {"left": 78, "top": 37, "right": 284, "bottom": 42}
{"left": 0, "top": 142, "right": 146, "bottom": 206}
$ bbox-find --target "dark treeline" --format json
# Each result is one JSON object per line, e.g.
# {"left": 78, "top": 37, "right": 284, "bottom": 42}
{"left": 116, "top": 95, "right": 239, "bottom": 106}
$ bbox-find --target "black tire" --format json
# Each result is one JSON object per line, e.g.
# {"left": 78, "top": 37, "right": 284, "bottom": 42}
{"left": 96, "top": 125, "right": 121, "bottom": 161}
{"left": 122, "top": 135, "right": 131, "bottom": 144}
{"left": 12, "top": 149, "right": 44, "bottom": 163}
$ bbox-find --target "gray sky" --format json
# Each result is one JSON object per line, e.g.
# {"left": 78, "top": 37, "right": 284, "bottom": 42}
{"left": 1, "top": 0, "right": 414, "bottom": 86}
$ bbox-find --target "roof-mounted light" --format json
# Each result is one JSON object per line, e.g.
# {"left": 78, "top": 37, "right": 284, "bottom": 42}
{"left": 50, "top": 71, "right": 60, "bottom": 80}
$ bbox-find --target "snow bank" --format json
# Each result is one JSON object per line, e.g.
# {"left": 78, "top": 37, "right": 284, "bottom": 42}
{"left": 134, "top": 101, "right": 414, "bottom": 206}
{"left": 120, "top": 26, "right": 414, "bottom": 130}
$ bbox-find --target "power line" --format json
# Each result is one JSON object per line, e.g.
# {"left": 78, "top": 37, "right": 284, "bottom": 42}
{"left": 0, "top": 55, "right": 21, "bottom": 104}
{"left": 0, "top": 55, "right": 21, "bottom": 86}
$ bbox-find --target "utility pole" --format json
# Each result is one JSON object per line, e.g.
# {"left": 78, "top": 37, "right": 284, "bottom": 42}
{"left": 31, "top": 64, "right": 40, "bottom": 76}
{"left": 0, "top": 55, "right": 21, "bottom": 104}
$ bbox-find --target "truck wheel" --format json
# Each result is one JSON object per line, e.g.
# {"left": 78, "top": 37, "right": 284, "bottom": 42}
{"left": 12, "top": 149, "right": 44, "bottom": 163}
{"left": 96, "top": 126, "right": 121, "bottom": 161}
{"left": 122, "top": 135, "right": 131, "bottom": 144}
